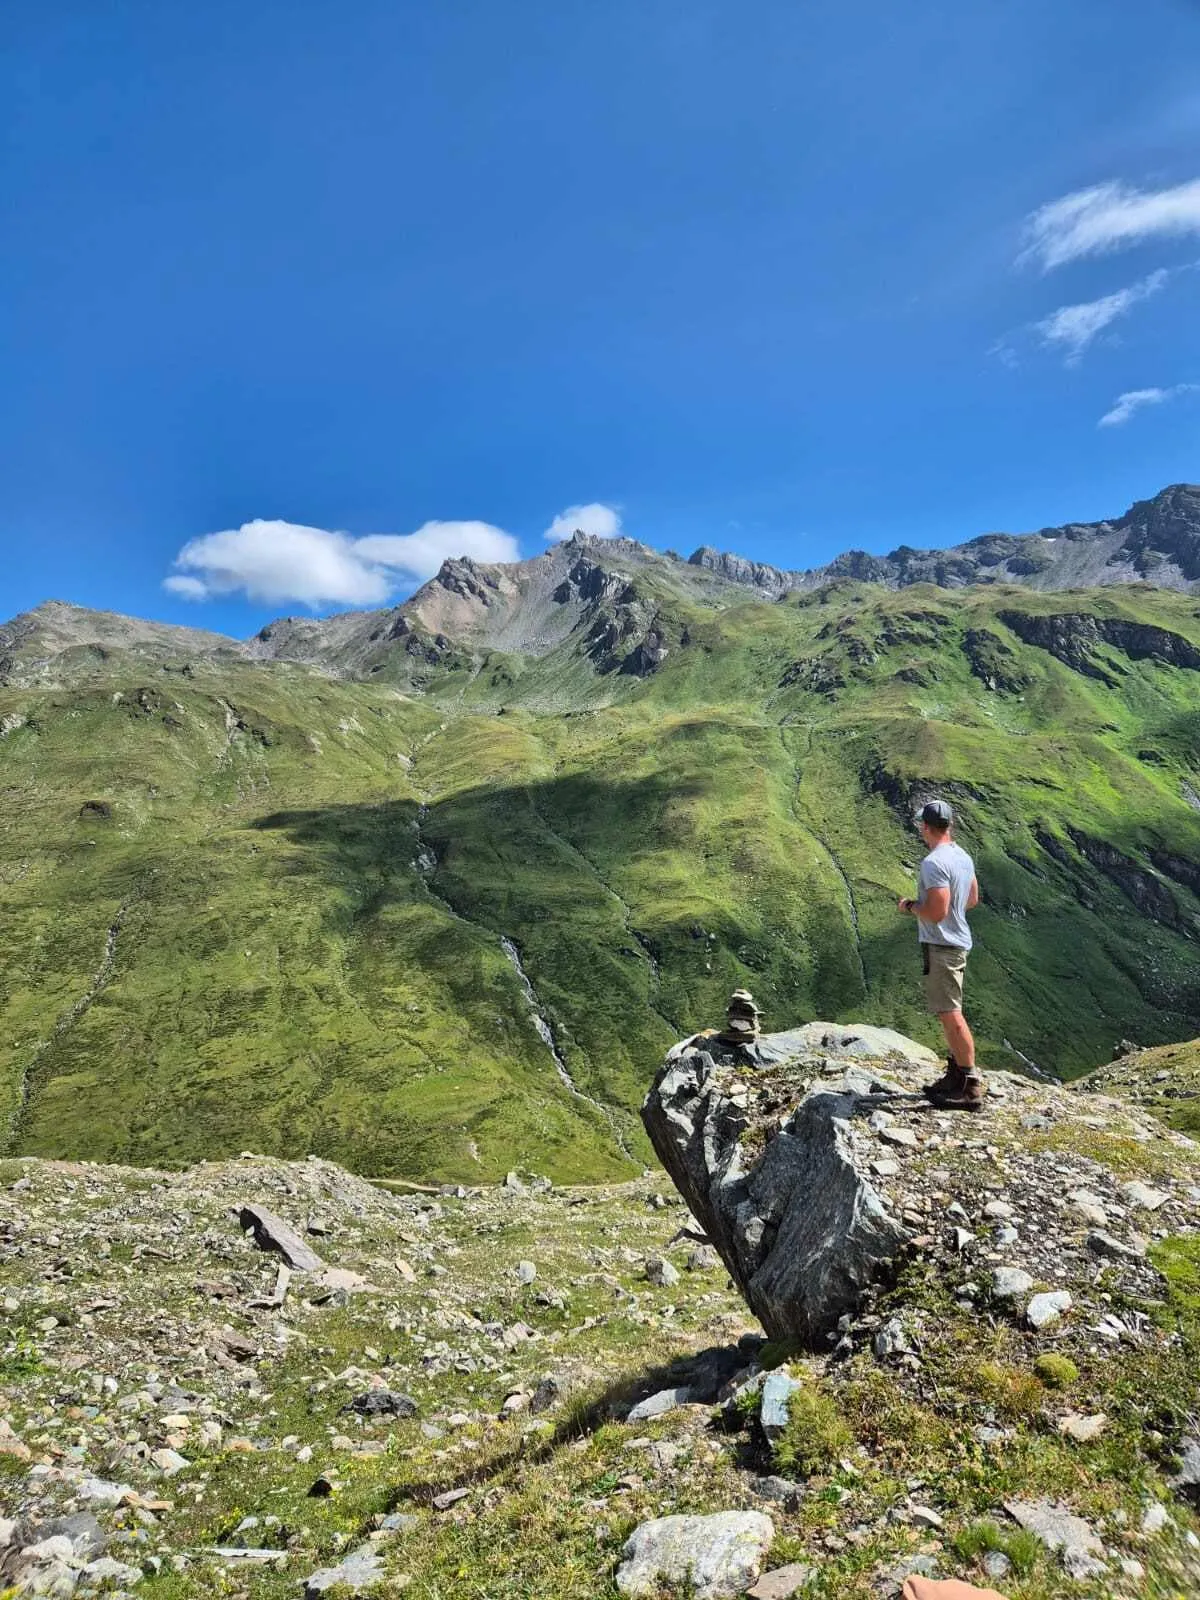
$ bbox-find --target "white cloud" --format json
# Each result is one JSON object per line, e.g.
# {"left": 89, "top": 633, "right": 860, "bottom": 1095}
{"left": 1021, "top": 178, "right": 1200, "bottom": 270}
{"left": 1035, "top": 269, "right": 1168, "bottom": 362}
{"left": 163, "top": 575, "right": 209, "bottom": 601}
{"left": 544, "top": 502, "right": 623, "bottom": 543}
{"left": 1097, "top": 384, "right": 1198, "bottom": 427}
{"left": 165, "top": 517, "right": 520, "bottom": 608}
{"left": 355, "top": 520, "right": 520, "bottom": 574}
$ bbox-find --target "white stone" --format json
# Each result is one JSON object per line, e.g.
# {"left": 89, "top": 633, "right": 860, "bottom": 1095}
{"left": 1141, "top": 1502, "right": 1170, "bottom": 1535}
{"left": 1057, "top": 1412, "right": 1107, "bottom": 1442}
{"left": 991, "top": 1267, "right": 1034, "bottom": 1300}
{"left": 1026, "top": 1290, "right": 1072, "bottom": 1329}
{"left": 616, "top": 1511, "right": 774, "bottom": 1599}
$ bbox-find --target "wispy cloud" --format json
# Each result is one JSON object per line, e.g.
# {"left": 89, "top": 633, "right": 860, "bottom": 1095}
{"left": 1097, "top": 384, "right": 1198, "bottom": 427}
{"left": 1021, "top": 178, "right": 1200, "bottom": 270}
{"left": 1034, "top": 269, "right": 1168, "bottom": 363}
{"left": 164, "top": 518, "right": 519, "bottom": 607}
{"left": 544, "top": 502, "right": 623, "bottom": 543}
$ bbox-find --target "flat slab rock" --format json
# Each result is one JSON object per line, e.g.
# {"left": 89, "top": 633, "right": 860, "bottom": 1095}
{"left": 745, "top": 1561, "right": 815, "bottom": 1600}
{"left": 1005, "top": 1499, "right": 1104, "bottom": 1568}
{"left": 616, "top": 1511, "right": 774, "bottom": 1599}
{"left": 238, "top": 1204, "right": 325, "bottom": 1272}
{"left": 304, "top": 1542, "right": 385, "bottom": 1595}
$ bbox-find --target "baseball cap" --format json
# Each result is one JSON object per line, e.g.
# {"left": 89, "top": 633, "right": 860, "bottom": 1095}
{"left": 919, "top": 798, "right": 954, "bottom": 826}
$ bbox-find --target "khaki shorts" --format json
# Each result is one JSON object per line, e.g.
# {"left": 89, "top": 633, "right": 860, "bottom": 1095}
{"left": 923, "top": 942, "right": 968, "bottom": 1014}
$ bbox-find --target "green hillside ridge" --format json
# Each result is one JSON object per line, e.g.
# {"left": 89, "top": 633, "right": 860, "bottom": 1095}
{"left": 3, "top": 574, "right": 1200, "bottom": 1180}
{"left": 1083, "top": 1040, "right": 1200, "bottom": 1135}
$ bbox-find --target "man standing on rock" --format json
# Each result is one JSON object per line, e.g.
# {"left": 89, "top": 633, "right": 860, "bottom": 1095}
{"left": 898, "top": 799, "right": 984, "bottom": 1111}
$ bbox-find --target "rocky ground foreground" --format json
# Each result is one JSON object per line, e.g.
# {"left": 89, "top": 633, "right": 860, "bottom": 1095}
{"left": 3, "top": 1026, "right": 1200, "bottom": 1599}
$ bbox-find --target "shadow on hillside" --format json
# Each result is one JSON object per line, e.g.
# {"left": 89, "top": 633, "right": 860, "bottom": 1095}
{"left": 251, "top": 757, "right": 1200, "bottom": 1081}
{"left": 249, "top": 763, "right": 816, "bottom": 981}
{"left": 383, "top": 1338, "right": 763, "bottom": 1510}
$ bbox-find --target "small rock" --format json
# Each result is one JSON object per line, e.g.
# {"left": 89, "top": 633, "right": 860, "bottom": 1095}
{"left": 749, "top": 1476, "right": 804, "bottom": 1511}
{"left": 1087, "top": 1229, "right": 1145, "bottom": 1262}
{"left": 991, "top": 1267, "right": 1034, "bottom": 1300}
{"left": 615, "top": 1511, "right": 774, "bottom": 1599}
{"left": 1068, "top": 1188, "right": 1108, "bottom": 1227}
{"left": 627, "top": 1387, "right": 692, "bottom": 1423}
{"left": 870, "top": 1159, "right": 900, "bottom": 1178}
{"left": 1172, "top": 1436, "right": 1200, "bottom": 1500}
{"left": 76, "top": 1479, "right": 133, "bottom": 1508}
{"left": 644, "top": 1256, "right": 680, "bottom": 1288}
{"left": 529, "top": 1376, "right": 562, "bottom": 1414}
{"left": 1122, "top": 1181, "right": 1167, "bottom": 1211}
{"left": 1026, "top": 1290, "right": 1072, "bottom": 1329}
{"left": 877, "top": 1126, "right": 918, "bottom": 1150}
{"left": 516, "top": 1261, "right": 537, "bottom": 1285}
{"left": 1142, "top": 1502, "right": 1171, "bottom": 1534}
{"left": 432, "top": 1488, "right": 470, "bottom": 1511}
{"left": 1057, "top": 1412, "right": 1107, "bottom": 1443}
{"left": 745, "top": 1562, "right": 814, "bottom": 1600}
{"left": 983, "top": 1199, "right": 1015, "bottom": 1220}
{"left": 82, "top": 1555, "right": 144, "bottom": 1586}
{"left": 347, "top": 1391, "right": 417, "bottom": 1419}
{"left": 150, "top": 1447, "right": 189, "bottom": 1475}
{"left": 982, "top": 1550, "right": 1011, "bottom": 1580}
{"left": 759, "top": 1372, "right": 801, "bottom": 1439}
{"left": 304, "top": 1543, "right": 385, "bottom": 1596}
{"left": 909, "top": 1505, "right": 944, "bottom": 1529}
{"left": 1005, "top": 1498, "right": 1104, "bottom": 1570}
{"left": 376, "top": 1514, "right": 422, "bottom": 1535}
{"left": 873, "top": 1317, "right": 909, "bottom": 1359}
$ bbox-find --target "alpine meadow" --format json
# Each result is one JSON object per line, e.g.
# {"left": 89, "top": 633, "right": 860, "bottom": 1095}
{"left": 4, "top": 486, "right": 1200, "bottom": 1184}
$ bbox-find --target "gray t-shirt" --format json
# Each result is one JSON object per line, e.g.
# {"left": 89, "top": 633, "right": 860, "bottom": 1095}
{"left": 916, "top": 840, "right": 975, "bottom": 949}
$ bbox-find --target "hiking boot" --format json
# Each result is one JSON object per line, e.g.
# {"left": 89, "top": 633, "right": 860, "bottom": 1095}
{"left": 923, "top": 1057, "right": 965, "bottom": 1102}
{"left": 934, "top": 1071, "right": 986, "bottom": 1113}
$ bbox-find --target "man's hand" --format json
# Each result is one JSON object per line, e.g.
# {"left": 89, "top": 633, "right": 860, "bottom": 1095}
{"left": 897, "top": 897, "right": 916, "bottom": 914}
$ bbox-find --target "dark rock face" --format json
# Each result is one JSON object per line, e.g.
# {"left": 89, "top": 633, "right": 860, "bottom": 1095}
{"left": 1066, "top": 829, "right": 1189, "bottom": 935}
{"left": 640, "top": 1026, "right": 930, "bottom": 1345}
{"left": 961, "top": 628, "right": 1032, "bottom": 693}
{"left": 433, "top": 558, "right": 499, "bottom": 607}
{"left": 1109, "top": 484, "right": 1200, "bottom": 581}
{"left": 687, "top": 548, "right": 798, "bottom": 597}
{"left": 997, "top": 611, "right": 1118, "bottom": 683}
{"left": 997, "top": 610, "right": 1200, "bottom": 684}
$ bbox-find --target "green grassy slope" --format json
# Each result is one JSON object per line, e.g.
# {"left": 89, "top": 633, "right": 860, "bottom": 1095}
{"left": 3, "top": 580, "right": 1200, "bottom": 1180}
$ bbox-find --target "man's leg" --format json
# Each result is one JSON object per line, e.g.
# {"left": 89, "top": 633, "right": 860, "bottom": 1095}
{"left": 938, "top": 1008, "right": 975, "bottom": 1070}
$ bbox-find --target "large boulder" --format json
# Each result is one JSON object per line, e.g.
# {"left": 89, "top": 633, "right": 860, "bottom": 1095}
{"left": 640, "top": 1023, "right": 938, "bottom": 1345}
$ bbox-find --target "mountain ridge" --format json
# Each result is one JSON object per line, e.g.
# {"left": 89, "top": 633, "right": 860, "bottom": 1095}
{"left": 5, "top": 485, "right": 1200, "bottom": 685}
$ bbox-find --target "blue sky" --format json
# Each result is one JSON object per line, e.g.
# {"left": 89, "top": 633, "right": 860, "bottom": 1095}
{"left": 4, "top": 0, "right": 1199, "bottom": 637}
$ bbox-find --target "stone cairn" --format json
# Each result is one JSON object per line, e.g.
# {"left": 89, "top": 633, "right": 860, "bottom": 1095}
{"left": 718, "top": 988, "right": 762, "bottom": 1046}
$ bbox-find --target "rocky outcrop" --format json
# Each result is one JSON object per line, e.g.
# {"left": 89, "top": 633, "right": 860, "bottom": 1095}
{"left": 998, "top": 609, "right": 1200, "bottom": 683}
{"left": 640, "top": 1024, "right": 938, "bottom": 1344}
{"left": 1065, "top": 828, "right": 1191, "bottom": 936}
{"left": 961, "top": 627, "right": 1032, "bottom": 693}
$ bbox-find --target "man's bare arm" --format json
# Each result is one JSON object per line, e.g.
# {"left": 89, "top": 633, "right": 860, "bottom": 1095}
{"left": 899, "top": 885, "right": 950, "bottom": 921}
{"left": 966, "top": 876, "right": 979, "bottom": 911}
